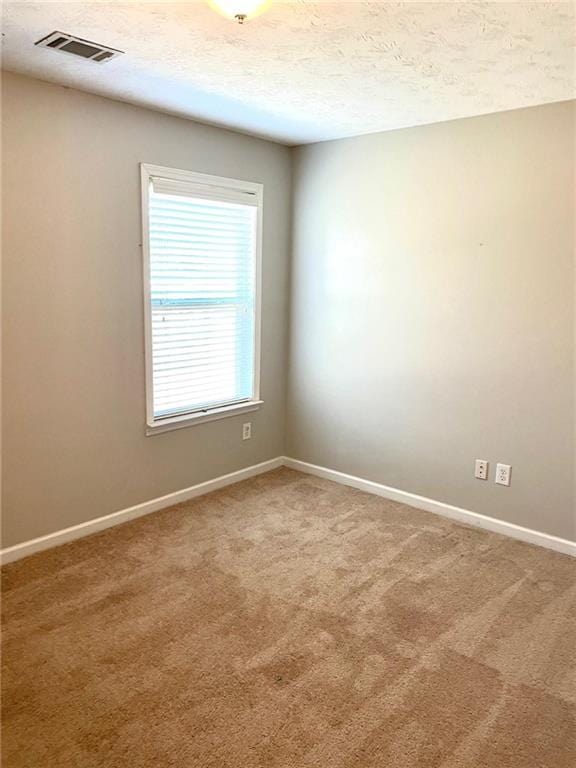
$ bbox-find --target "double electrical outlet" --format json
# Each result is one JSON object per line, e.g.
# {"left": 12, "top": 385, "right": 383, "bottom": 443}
{"left": 475, "top": 459, "right": 511, "bottom": 486}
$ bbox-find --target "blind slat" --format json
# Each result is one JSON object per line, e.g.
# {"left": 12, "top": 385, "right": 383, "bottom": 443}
{"left": 148, "top": 184, "right": 257, "bottom": 420}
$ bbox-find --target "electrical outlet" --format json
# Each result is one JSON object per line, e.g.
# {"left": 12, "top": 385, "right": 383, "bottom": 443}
{"left": 475, "top": 459, "right": 488, "bottom": 480}
{"left": 495, "top": 463, "right": 511, "bottom": 486}
{"left": 242, "top": 422, "right": 251, "bottom": 440}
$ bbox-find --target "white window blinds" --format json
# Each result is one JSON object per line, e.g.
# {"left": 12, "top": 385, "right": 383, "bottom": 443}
{"left": 144, "top": 168, "right": 260, "bottom": 424}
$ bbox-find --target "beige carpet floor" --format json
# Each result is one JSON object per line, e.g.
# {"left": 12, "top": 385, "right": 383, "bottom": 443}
{"left": 2, "top": 467, "right": 576, "bottom": 767}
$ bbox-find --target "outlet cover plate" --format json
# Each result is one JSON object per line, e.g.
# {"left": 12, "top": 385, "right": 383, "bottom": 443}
{"left": 475, "top": 459, "right": 489, "bottom": 480}
{"left": 495, "top": 463, "right": 512, "bottom": 486}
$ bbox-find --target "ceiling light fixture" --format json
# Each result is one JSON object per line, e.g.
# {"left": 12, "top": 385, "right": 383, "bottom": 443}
{"left": 208, "top": 0, "right": 271, "bottom": 24}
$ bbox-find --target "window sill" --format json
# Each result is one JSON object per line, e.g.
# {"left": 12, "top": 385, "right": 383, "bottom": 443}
{"left": 146, "top": 400, "right": 263, "bottom": 436}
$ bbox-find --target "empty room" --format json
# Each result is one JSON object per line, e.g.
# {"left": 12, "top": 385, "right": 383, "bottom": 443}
{"left": 1, "top": 1, "right": 575, "bottom": 766}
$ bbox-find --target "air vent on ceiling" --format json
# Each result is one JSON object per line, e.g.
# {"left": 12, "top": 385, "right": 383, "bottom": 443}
{"left": 35, "top": 31, "right": 124, "bottom": 64}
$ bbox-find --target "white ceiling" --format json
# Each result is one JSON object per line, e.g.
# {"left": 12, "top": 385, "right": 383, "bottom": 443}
{"left": 2, "top": 1, "right": 575, "bottom": 145}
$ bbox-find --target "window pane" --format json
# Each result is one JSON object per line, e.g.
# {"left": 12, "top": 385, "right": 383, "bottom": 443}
{"left": 148, "top": 189, "right": 256, "bottom": 419}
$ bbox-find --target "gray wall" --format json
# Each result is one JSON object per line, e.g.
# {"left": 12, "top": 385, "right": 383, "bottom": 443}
{"left": 2, "top": 72, "right": 292, "bottom": 547}
{"left": 3, "top": 72, "right": 574, "bottom": 548}
{"left": 288, "top": 101, "right": 575, "bottom": 541}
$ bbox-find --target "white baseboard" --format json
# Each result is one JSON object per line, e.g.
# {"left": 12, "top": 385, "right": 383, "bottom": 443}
{"left": 283, "top": 457, "right": 576, "bottom": 558}
{"left": 3, "top": 455, "right": 574, "bottom": 565}
{"left": 0, "top": 457, "right": 284, "bottom": 565}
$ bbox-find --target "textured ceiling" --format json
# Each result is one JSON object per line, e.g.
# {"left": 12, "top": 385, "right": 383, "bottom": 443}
{"left": 2, "top": 1, "right": 575, "bottom": 144}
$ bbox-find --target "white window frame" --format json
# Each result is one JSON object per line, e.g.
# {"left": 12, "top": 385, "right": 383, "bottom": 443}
{"left": 140, "top": 163, "right": 263, "bottom": 435}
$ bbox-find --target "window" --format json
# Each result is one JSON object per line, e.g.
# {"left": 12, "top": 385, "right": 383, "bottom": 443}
{"left": 141, "top": 164, "right": 262, "bottom": 434}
